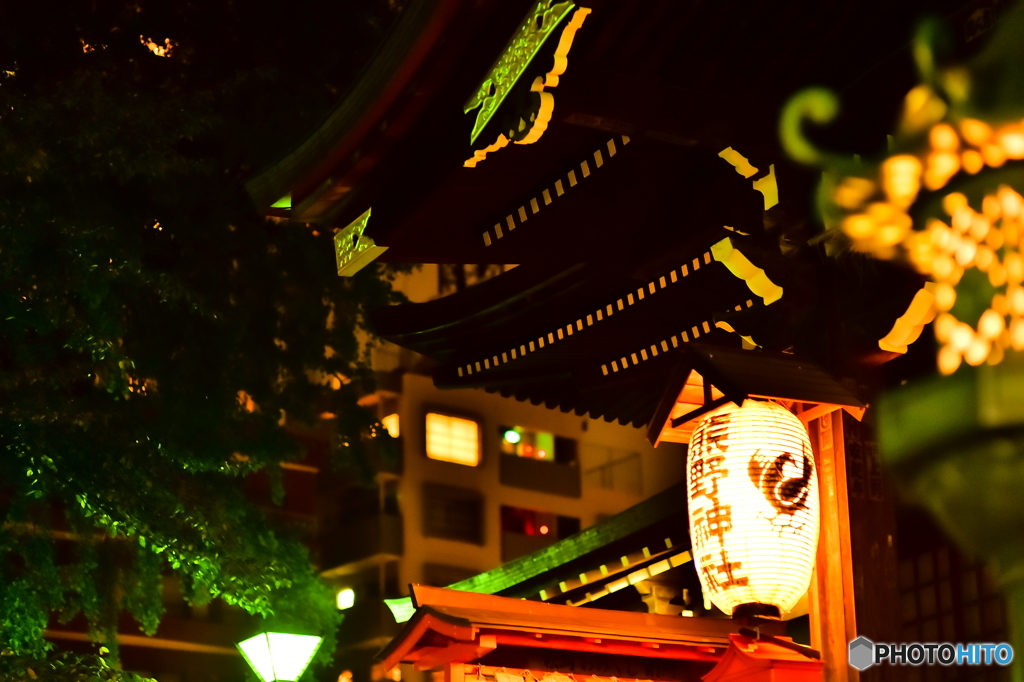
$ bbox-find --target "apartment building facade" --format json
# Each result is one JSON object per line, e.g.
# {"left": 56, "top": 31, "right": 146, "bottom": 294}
{"left": 320, "top": 265, "right": 689, "bottom": 682}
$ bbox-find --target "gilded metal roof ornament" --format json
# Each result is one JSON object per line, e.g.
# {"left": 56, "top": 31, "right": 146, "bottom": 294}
{"left": 334, "top": 208, "right": 387, "bottom": 277}
{"left": 464, "top": 1, "right": 577, "bottom": 146}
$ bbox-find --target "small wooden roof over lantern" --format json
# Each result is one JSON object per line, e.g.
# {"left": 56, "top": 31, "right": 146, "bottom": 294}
{"left": 701, "top": 633, "right": 824, "bottom": 682}
{"left": 647, "top": 345, "right": 866, "bottom": 447}
{"left": 378, "top": 586, "right": 821, "bottom": 682}
{"left": 380, "top": 585, "right": 786, "bottom": 675}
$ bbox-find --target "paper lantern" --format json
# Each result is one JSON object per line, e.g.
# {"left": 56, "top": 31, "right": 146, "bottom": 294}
{"left": 686, "top": 399, "right": 819, "bottom": 619}
{"left": 237, "top": 632, "right": 323, "bottom": 682}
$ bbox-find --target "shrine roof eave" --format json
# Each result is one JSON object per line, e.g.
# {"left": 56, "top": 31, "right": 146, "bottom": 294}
{"left": 246, "top": 0, "right": 450, "bottom": 212}
{"left": 245, "top": 0, "right": 529, "bottom": 216}
{"left": 370, "top": 231, "right": 754, "bottom": 368}
{"left": 379, "top": 587, "right": 785, "bottom": 672}
{"left": 250, "top": 0, "right": 978, "bottom": 257}
{"left": 368, "top": 260, "right": 593, "bottom": 345}
{"left": 480, "top": 350, "right": 691, "bottom": 429}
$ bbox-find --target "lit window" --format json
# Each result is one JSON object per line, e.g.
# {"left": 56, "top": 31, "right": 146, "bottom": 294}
{"left": 500, "top": 426, "right": 577, "bottom": 464}
{"left": 336, "top": 588, "right": 355, "bottom": 610}
{"left": 500, "top": 506, "right": 579, "bottom": 538}
{"left": 425, "top": 413, "right": 480, "bottom": 466}
{"left": 382, "top": 413, "right": 400, "bottom": 438}
{"left": 499, "top": 505, "right": 580, "bottom": 561}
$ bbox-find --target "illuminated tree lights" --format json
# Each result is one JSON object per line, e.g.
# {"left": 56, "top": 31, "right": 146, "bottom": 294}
{"left": 686, "top": 400, "right": 819, "bottom": 619}
{"left": 829, "top": 116, "right": 1024, "bottom": 374}
{"left": 781, "top": 5, "right": 1024, "bottom": 375}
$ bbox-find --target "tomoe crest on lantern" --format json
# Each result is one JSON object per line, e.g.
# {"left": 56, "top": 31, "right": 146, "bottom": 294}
{"left": 686, "top": 399, "right": 819, "bottom": 619}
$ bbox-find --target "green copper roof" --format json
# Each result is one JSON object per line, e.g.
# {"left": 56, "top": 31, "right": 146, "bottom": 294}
{"left": 384, "top": 482, "right": 686, "bottom": 622}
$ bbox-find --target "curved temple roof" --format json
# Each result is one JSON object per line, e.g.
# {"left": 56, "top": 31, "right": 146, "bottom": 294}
{"left": 249, "top": 0, "right": 978, "bottom": 264}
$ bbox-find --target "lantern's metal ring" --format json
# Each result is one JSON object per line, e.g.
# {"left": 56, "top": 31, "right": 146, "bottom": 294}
{"left": 733, "top": 602, "right": 782, "bottom": 620}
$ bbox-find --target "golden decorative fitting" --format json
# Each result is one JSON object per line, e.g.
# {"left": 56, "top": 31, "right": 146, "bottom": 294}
{"left": 717, "top": 148, "right": 779, "bottom": 210}
{"left": 711, "top": 237, "right": 783, "bottom": 305}
{"left": 878, "top": 284, "right": 938, "bottom": 355}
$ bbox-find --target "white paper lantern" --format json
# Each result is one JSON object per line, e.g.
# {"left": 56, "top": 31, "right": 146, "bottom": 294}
{"left": 686, "top": 399, "right": 819, "bottom": 618}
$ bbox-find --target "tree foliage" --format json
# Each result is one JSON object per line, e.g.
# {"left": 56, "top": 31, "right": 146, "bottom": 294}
{"left": 1, "top": 647, "right": 152, "bottom": 682}
{"left": 0, "top": 0, "right": 408, "bottom": 673}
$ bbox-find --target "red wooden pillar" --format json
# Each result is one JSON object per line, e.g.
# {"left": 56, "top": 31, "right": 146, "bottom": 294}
{"left": 807, "top": 411, "right": 858, "bottom": 682}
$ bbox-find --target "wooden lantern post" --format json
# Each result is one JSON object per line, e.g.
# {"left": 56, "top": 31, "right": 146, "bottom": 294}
{"left": 648, "top": 345, "right": 866, "bottom": 682}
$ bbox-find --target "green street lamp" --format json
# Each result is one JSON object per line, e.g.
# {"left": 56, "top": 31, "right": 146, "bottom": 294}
{"left": 237, "top": 632, "right": 323, "bottom": 682}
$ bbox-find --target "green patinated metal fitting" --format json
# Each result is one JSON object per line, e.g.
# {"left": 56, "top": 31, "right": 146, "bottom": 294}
{"left": 333, "top": 208, "right": 388, "bottom": 277}
{"left": 384, "top": 482, "right": 686, "bottom": 622}
{"left": 463, "top": 1, "right": 575, "bottom": 144}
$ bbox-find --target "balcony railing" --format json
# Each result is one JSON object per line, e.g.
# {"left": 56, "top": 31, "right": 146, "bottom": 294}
{"left": 499, "top": 455, "right": 581, "bottom": 498}
{"left": 501, "top": 531, "right": 559, "bottom": 562}
{"left": 581, "top": 445, "right": 643, "bottom": 496}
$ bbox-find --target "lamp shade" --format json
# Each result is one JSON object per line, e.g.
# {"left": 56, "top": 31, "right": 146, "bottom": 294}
{"left": 686, "top": 399, "right": 819, "bottom": 618}
{"left": 237, "top": 632, "right": 323, "bottom": 682}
